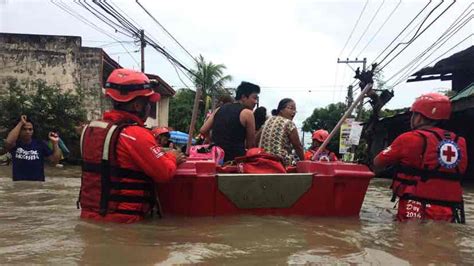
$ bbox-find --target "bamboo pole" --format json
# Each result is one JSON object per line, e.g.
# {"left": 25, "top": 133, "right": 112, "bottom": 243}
{"left": 186, "top": 86, "right": 202, "bottom": 155}
{"left": 312, "top": 82, "right": 373, "bottom": 160}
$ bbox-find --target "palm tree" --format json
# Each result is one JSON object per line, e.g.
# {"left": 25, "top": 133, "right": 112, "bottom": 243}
{"left": 190, "top": 55, "right": 232, "bottom": 114}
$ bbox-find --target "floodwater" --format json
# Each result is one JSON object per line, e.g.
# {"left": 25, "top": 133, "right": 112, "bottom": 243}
{"left": 0, "top": 165, "right": 473, "bottom": 265}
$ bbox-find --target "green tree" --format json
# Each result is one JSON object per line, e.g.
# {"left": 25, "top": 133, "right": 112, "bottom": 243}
{"left": 302, "top": 102, "right": 371, "bottom": 158}
{"left": 302, "top": 102, "right": 346, "bottom": 153}
{"left": 191, "top": 55, "right": 232, "bottom": 114}
{"left": 168, "top": 55, "right": 233, "bottom": 133}
{"left": 168, "top": 88, "right": 204, "bottom": 132}
{"left": 0, "top": 78, "right": 87, "bottom": 160}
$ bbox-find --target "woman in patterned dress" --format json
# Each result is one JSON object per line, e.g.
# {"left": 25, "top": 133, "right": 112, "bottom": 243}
{"left": 259, "top": 98, "right": 304, "bottom": 166}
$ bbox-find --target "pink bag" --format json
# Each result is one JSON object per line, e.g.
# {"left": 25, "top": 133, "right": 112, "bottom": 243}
{"left": 188, "top": 144, "right": 225, "bottom": 165}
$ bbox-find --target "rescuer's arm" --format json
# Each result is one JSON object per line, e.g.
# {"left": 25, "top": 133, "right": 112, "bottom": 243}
{"left": 119, "top": 127, "right": 184, "bottom": 182}
{"left": 373, "top": 133, "right": 408, "bottom": 169}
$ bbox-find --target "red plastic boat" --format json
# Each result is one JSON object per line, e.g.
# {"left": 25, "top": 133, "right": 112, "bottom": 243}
{"left": 157, "top": 160, "right": 374, "bottom": 217}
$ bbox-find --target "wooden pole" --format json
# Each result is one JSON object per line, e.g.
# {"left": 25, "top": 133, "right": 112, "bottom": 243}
{"left": 140, "top": 30, "right": 145, "bottom": 72}
{"left": 312, "top": 82, "right": 373, "bottom": 160}
{"left": 186, "top": 86, "right": 202, "bottom": 155}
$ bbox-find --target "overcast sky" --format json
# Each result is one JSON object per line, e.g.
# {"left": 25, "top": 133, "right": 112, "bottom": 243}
{"left": 1, "top": 0, "right": 473, "bottom": 140}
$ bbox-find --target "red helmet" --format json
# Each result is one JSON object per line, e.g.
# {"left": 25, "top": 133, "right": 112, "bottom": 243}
{"left": 152, "top": 127, "right": 170, "bottom": 137}
{"left": 312, "top": 129, "right": 329, "bottom": 142}
{"left": 105, "top": 68, "right": 161, "bottom": 103}
{"left": 410, "top": 92, "right": 451, "bottom": 120}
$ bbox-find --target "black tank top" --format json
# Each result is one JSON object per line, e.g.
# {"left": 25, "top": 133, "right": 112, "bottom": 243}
{"left": 212, "top": 103, "right": 246, "bottom": 161}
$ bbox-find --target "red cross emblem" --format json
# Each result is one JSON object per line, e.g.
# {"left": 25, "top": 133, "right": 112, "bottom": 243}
{"left": 442, "top": 145, "right": 456, "bottom": 162}
{"left": 438, "top": 141, "right": 460, "bottom": 168}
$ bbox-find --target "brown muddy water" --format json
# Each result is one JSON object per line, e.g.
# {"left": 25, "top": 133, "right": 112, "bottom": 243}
{"left": 0, "top": 165, "right": 473, "bottom": 265}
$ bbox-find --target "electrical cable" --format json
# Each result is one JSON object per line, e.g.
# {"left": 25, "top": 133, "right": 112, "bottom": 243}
{"left": 347, "top": 0, "right": 386, "bottom": 58}
{"left": 356, "top": 0, "right": 402, "bottom": 58}
{"left": 371, "top": 1, "right": 432, "bottom": 64}
{"left": 391, "top": 33, "right": 473, "bottom": 88}
{"left": 377, "top": 0, "right": 455, "bottom": 72}
{"left": 388, "top": 9, "right": 472, "bottom": 86}
{"left": 136, "top": 0, "right": 198, "bottom": 64}
{"left": 338, "top": 0, "right": 370, "bottom": 59}
{"left": 50, "top": 0, "right": 140, "bottom": 67}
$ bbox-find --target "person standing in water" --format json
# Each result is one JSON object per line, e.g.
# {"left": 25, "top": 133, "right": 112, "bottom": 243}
{"left": 5, "top": 115, "right": 61, "bottom": 181}
{"left": 79, "top": 68, "right": 185, "bottom": 223}
{"left": 374, "top": 93, "right": 467, "bottom": 223}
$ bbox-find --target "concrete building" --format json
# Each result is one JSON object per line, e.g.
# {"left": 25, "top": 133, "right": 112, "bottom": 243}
{"left": 0, "top": 32, "right": 174, "bottom": 125}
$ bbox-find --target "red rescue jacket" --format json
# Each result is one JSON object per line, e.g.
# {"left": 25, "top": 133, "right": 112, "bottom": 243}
{"left": 78, "top": 110, "right": 177, "bottom": 223}
{"left": 391, "top": 128, "right": 467, "bottom": 221}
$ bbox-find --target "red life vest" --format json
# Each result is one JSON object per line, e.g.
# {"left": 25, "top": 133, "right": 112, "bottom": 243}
{"left": 305, "top": 149, "right": 338, "bottom": 161}
{"left": 235, "top": 149, "right": 287, "bottom": 174}
{"left": 391, "top": 128, "right": 466, "bottom": 222}
{"left": 78, "top": 119, "right": 156, "bottom": 219}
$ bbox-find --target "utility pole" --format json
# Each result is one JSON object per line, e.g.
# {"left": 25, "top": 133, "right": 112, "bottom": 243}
{"left": 140, "top": 29, "right": 146, "bottom": 72}
{"left": 337, "top": 57, "right": 367, "bottom": 114}
{"left": 337, "top": 57, "right": 367, "bottom": 161}
{"left": 346, "top": 85, "right": 354, "bottom": 107}
{"left": 301, "top": 127, "right": 305, "bottom": 148}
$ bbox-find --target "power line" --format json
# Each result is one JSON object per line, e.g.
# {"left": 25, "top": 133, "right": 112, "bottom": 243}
{"left": 371, "top": 1, "right": 432, "bottom": 64}
{"left": 347, "top": 0, "right": 386, "bottom": 58}
{"left": 75, "top": 0, "right": 134, "bottom": 37}
{"left": 135, "top": 0, "right": 197, "bottom": 64}
{"left": 110, "top": 0, "right": 143, "bottom": 30}
{"left": 388, "top": 7, "right": 473, "bottom": 86}
{"left": 82, "top": 40, "right": 134, "bottom": 43}
{"left": 377, "top": 0, "right": 456, "bottom": 72}
{"left": 338, "top": 0, "right": 370, "bottom": 59}
{"left": 392, "top": 34, "right": 473, "bottom": 88}
{"left": 102, "top": 0, "right": 183, "bottom": 66}
{"left": 356, "top": 0, "right": 402, "bottom": 58}
{"left": 97, "top": 41, "right": 136, "bottom": 48}
{"left": 168, "top": 58, "right": 193, "bottom": 89}
{"left": 108, "top": 50, "right": 140, "bottom": 55}
{"left": 86, "top": 1, "right": 196, "bottom": 78}
{"left": 50, "top": 0, "right": 140, "bottom": 68}
{"left": 376, "top": 0, "right": 443, "bottom": 67}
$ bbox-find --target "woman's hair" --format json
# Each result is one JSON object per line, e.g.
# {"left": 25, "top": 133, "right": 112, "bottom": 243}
{"left": 271, "top": 98, "right": 294, "bottom": 116}
{"left": 218, "top": 94, "right": 233, "bottom": 106}
{"left": 254, "top": 107, "right": 267, "bottom": 131}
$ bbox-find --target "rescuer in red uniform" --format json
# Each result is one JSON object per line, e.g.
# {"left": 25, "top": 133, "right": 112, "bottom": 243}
{"left": 374, "top": 92, "right": 467, "bottom": 223}
{"left": 78, "top": 68, "right": 186, "bottom": 223}
{"left": 304, "top": 129, "right": 338, "bottom": 161}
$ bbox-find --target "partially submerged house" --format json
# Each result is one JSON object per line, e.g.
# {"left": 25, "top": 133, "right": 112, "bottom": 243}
{"left": 0, "top": 32, "right": 175, "bottom": 125}
{"left": 370, "top": 45, "right": 474, "bottom": 178}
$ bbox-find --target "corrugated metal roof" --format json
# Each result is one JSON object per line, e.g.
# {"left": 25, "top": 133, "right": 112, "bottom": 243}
{"left": 450, "top": 82, "right": 474, "bottom": 102}
{"left": 411, "top": 46, "right": 474, "bottom": 77}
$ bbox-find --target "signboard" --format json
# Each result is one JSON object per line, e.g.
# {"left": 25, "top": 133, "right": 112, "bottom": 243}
{"left": 339, "top": 118, "right": 353, "bottom": 154}
{"left": 349, "top": 121, "right": 363, "bottom": 145}
{"left": 339, "top": 119, "right": 363, "bottom": 161}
